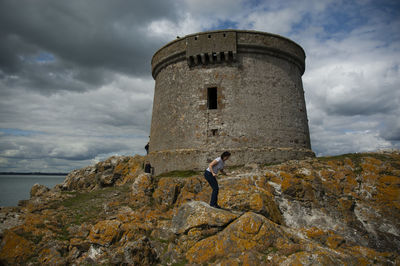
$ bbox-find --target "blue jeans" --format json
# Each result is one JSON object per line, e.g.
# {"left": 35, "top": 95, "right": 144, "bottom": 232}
{"left": 204, "top": 170, "right": 219, "bottom": 206}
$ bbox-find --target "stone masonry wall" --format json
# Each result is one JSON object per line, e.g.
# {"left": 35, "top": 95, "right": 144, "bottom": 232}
{"left": 149, "top": 30, "right": 314, "bottom": 175}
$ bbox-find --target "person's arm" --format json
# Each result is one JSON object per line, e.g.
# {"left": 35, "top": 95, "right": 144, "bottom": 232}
{"left": 208, "top": 160, "right": 218, "bottom": 176}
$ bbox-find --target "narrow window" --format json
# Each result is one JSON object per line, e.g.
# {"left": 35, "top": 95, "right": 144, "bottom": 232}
{"left": 207, "top": 87, "right": 217, "bottom": 109}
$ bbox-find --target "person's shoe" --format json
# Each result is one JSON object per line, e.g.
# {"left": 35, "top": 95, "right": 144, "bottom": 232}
{"left": 214, "top": 205, "right": 221, "bottom": 209}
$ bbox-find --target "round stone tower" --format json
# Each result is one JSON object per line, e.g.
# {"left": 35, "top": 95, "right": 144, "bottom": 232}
{"left": 149, "top": 30, "right": 314, "bottom": 175}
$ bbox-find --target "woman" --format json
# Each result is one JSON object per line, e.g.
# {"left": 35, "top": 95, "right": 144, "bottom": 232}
{"left": 204, "top": 151, "right": 231, "bottom": 208}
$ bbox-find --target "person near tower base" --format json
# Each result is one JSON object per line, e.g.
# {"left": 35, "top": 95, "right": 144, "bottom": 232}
{"left": 204, "top": 151, "right": 231, "bottom": 209}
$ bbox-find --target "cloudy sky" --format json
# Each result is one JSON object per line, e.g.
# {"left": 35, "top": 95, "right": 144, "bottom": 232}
{"left": 0, "top": 0, "right": 399, "bottom": 172}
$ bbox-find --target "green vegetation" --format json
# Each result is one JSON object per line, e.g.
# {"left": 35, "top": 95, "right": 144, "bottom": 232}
{"left": 225, "top": 164, "right": 244, "bottom": 171}
{"left": 157, "top": 170, "right": 200, "bottom": 178}
{"left": 48, "top": 182, "right": 133, "bottom": 242}
{"left": 170, "top": 259, "right": 188, "bottom": 266}
{"left": 16, "top": 231, "right": 43, "bottom": 244}
{"left": 317, "top": 152, "right": 398, "bottom": 164}
{"left": 317, "top": 151, "right": 400, "bottom": 175}
{"left": 317, "top": 152, "right": 364, "bottom": 162}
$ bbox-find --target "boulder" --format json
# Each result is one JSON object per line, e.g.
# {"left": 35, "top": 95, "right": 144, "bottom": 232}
{"left": 153, "top": 177, "right": 184, "bottom": 211}
{"left": 60, "top": 155, "right": 144, "bottom": 191}
{"left": 88, "top": 219, "right": 122, "bottom": 246}
{"left": 124, "top": 236, "right": 159, "bottom": 265}
{"left": 130, "top": 173, "right": 154, "bottom": 207}
{"left": 218, "top": 176, "right": 283, "bottom": 224}
{"left": 30, "top": 183, "right": 50, "bottom": 197}
{"left": 171, "top": 201, "right": 240, "bottom": 235}
{"left": 185, "top": 212, "right": 291, "bottom": 263}
{"left": 0, "top": 230, "right": 36, "bottom": 265}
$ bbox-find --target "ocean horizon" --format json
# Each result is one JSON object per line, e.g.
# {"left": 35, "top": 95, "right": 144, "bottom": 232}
{"left": 0, "top": 174, "right": 66, "bottom": 207}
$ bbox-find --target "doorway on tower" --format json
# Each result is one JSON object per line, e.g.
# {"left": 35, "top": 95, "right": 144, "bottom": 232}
{"left": 207, "top": 87, "right": 218, "bottom": 109}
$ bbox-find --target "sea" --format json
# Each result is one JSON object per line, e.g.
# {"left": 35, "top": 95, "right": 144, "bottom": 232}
{"left": 0, "top": 175, "right": 66, "bottom": 207}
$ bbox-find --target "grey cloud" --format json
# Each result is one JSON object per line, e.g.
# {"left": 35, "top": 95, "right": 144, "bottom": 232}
{"left": 0, "top": 76, "right": 154, "bottom": 135}
{"left": 0, "top": 133, "right": 146, "bottom": 171}
{"left": 0, "top": 0, "right": 179, "bottom": 94}
{"left": 380, "top": 115, "right": 400, "bottom": 141}
{"left": 324, "top": 97, "right": 396, "bottom": 116}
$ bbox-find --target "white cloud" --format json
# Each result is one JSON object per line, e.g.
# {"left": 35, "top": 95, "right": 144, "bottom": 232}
{"left": 146, "top": 13, "right": 204, "bottom": 42}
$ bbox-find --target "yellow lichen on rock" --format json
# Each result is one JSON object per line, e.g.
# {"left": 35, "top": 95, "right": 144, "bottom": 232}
{"left": 1, "top": 152, "right": 399, "bottom": 265}
{"left": 88, "top": 219, "right": 122, "bottom": 246}
{"left": 186, "top": 212, "right": 286, "bottom": 264}
{"left": 0, "top": 230, "right": 36, "bottom": 264}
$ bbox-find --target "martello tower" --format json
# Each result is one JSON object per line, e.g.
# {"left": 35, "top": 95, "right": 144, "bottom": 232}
{"left": 149, "top": 30, "right": 314, "bottom": 175}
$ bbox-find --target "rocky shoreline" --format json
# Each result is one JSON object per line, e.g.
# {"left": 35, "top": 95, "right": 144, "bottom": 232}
{"left": 0, "top": 152, "right": 399, "bottom": 265}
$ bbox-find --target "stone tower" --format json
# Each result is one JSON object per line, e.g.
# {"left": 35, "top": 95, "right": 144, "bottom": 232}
{"left": 149, "top": 30, "right": 314, "bottom": 175}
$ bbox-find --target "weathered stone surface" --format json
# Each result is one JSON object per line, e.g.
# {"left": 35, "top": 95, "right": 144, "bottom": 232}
{"left": 130, "top": 173, "right": 154, "bottom": 207}
{"left": 267, "top": 154, "right": 400, "bottom": 252}
{"left": 218, "top": 176, "right": 283, "bottom": 224}
{"left": 1, "top": 152, "right": 399, "bottom": 265}
{"left": 0, "top": 230, "right": 35, "bottom": 264}
{"left": 171, "top": 201, "right": 240, "bottom": 234}
{"left": 153, "top": 177, "right": 184, "bottom": 210}
{"left": 59, "top": 155, "right": 143, "bottom": 191}
{"left": 124, "top": 236, "right": 159, "bottom": 265}
{"left": 0, "top": 207, "right": 23, "bottom": 236}
{"left": 149, "top": 30, "right": 313, "bottom": 175}
{"left": 38, "top": 240, "right": 68, "bottom": 265}
{"left": 185, "top": 212, "right": 290, "bottom": 263}
{"left": 88, "top": 219, "right": 122, "bottom": 246}
{"left": 30, "top": 183, "right": 50, "bottom": 197}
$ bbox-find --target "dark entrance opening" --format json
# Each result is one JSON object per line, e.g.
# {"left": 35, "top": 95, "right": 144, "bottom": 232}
{"left": 207, "top": 87, "right": 217, "bottom": 109}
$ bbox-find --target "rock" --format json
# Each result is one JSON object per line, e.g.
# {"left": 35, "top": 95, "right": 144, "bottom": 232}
{"left": 30, "top": 183, "right": 50, "bottom": 197}
{"left": 130, "top": 173, "right": 154, "bottom": 207}
{"left": 88, "top": 219, "right": 122, "bottom": 246}
{"left": 0, "top": 230, "right": 36, "bottom": 265}
{"left": 171, "top": 201, "right": 240, "bottom": 234}
{"left": 218, "top": 176, "right": 283, "bottom": 224}
{"left": 153, "top": 177, "right": 184, "bottom": 210}
{"left": 185, "top": 212, "right": 292, "bottom": 264}
{"left": 38, "top": 246, "right": 67, "bottom": 265}
{"left": 175, "top": 176, "right": 208, "bottom": 206}
{"left": 60, "top": 165, "right": 97, "bottom": 191}
{"left": 1, "top": 152, "right": 399, "bottom": 265}
{"left": 279, "top": 250, "right": 339, "bottom": 266}
{"left": 124, "top": 236, "right": 159, "bottom": 265}
{"left": 60, "top": 155, "right": 144, "bottom": 191}
{"left": 0, "top": 207, "right": 23, "bottom": 236}
{"left": 96, "top": 167, "right": 116, "bottom": 186}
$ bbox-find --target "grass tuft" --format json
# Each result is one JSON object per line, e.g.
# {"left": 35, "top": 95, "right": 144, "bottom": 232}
{"left": 157, "top": 170, "right": 200, "bottom": 178}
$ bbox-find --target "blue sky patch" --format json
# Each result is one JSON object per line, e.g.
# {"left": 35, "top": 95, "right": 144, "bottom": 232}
{"left": 0, "top": 128, "right": 46, "bottom": 136}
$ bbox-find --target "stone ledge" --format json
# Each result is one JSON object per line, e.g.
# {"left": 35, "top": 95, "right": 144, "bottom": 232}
{"left": 151, "top": 30, "right": 306, "bottom": 79}
{"left": 149, "top": 147, "right": 315, "bottom": 175}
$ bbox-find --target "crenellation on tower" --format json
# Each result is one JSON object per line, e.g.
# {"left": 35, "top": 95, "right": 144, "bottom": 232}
{"left": 186, "top": 31, "right": 237, "bottom": 66}
{"left": 149, "top": 30, "right": 314, "bottom": 175}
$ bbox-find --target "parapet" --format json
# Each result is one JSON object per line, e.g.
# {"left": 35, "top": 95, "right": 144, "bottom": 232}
{"left": 151, "top": 30, "right": 306, "bottom": 79}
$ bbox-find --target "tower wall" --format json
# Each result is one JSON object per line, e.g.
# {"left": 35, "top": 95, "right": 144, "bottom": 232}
{"left": 149, "top": 30, "right": 314, "bottom": 175}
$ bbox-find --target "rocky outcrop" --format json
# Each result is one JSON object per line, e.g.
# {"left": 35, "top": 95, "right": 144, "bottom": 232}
{"left": 0, "top": 230, "right": 35, "bottom": 264}
{"left": 59, "top": 155, "right": 143, "bottom": 191}
{"left": 0, "top": 152, "right": 399, "bottom": 265}
{"left": 171, "top": 201, "right": 240, "bottom": 234}
{"left": 30, "top": 183, "right": 50, "bottom": 197}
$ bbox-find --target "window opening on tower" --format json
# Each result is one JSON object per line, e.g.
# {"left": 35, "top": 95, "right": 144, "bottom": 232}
{"left": 207, "top": 87, "right": 218, "bottom": 109}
